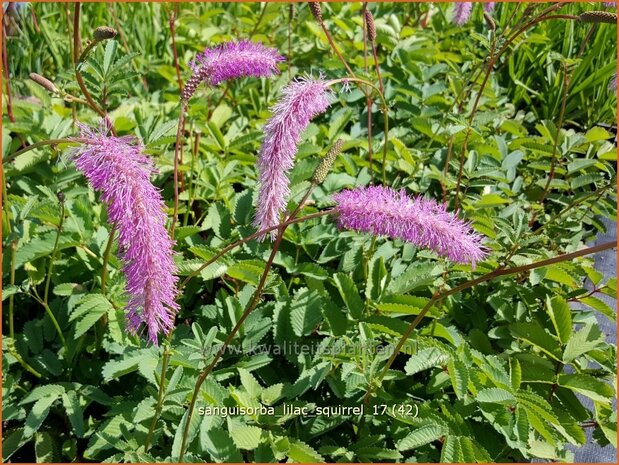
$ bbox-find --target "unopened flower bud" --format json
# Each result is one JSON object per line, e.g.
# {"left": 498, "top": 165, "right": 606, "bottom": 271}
{"left": 93, "top": 26, "right": 118, "bottom": 41}
{"left": 309, "top": 2, "right": 323, "bottom": 24}
{"left": 29, "top": 73, "right": 59, "bottom": 94}
{"left": 579, "top": 11, "right": 617, "bottom": 24}
{"left": 483, "top": 11, "right": 496, "bottom": 31}
{"left": 364, "top": 9, "right": 376, "bottom": 43}
{"left": 313, "top": 139, "right": 343, "bottom": 184}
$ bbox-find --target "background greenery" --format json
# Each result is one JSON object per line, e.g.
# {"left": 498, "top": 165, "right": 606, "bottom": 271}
{"left": 2, "top": 1, "right": 617, "bottom": 463}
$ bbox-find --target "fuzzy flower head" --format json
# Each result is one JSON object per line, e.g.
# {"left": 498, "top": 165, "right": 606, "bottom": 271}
{"left": 603, "top": 2, "right": 616, "bottom": 8}
{"left": 71, "top": 123, "right": 179, "bottom": 344}
{"left": 332, "top": 186, "right": 488, "bottom": 268}
{"left": 254, "top": 75, "right": 332, "bottom": 238}
{"left": 609, "top": 71, "right": 617, "bottom": 92}
{"left": 182, "top": 40, "right": 284, "bottom": 100}
{"left": 453, "top": 2, "right": 473, "bottom": 25}
{"left": 484, "top": 2, "right": 496, "bottom": 13}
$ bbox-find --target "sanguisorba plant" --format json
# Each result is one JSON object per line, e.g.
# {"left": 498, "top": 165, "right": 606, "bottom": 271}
{"left": 2, "top": 2, "right": 617, "bottom": 462}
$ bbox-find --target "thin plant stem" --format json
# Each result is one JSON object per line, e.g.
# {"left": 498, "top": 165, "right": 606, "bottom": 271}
{"left": 369, "top": 39, "right": 384, "bottom": 97}
{"left": 362, "top": 3, "right": 374, "bottom": 183}
{"left": 32, "top": 288, "right": 68, "bottom": 351}
{"left": 65, "top": 3, "right": 75, "bottom": 67}
{"left": 183, "top": 129, "right": 200, "bottom": 227}
{"left": 169, "top": 3, "right": 183, "bottom": 94}
{"left": 144, "top": 334, "right": 173, "bottom": 451}
{"left": 2, "top": 23, "right": 15, "bottom": 122}
{"left": 169, "top": 6, "right": 186, "bottom": 194}
{"left": 318, "top": 18, "right": 356, "bottom": 79}
{"left": 249, "top": 2, "right": 267, "bottom": 37}
{"left": 9, "top": 240, "right": 16, "bottom": 339}
{"left": 7, "top": 346, "right": 42, "bottom": 378}
{"left": 100, "top": 226, "right": 116, "bottom": 294}
{"left": 178, "top": 184, "right": 316, "bottom": 460}
{"left": 3, "top": 138, "right": 83, "bottom": 164}
{"left": 77, "top": 38, "right": 101, "bottom": 64}
{"left": 363, "top": 240, "right": 617, "bottom": 404}
{"left": 287, "top": 4, "right": 293, "bottom": 80}
{"left": 2, "top": 163, "right": 12, "bottom": 234}
{"left": 73, "top": 2, "right": 81, "bottom": 63}
{"left": 362, "top": 3, "right": 369, "bottom": 76}
{"left": 43, "top": 201, "right": 65, "bottom": 306}
{"left": 73, "top": 2, "right": 115, "bottom": 131}
{"left": 533, "top": 182, "right": 614, "bottom": 235}
{"left": 327, "top": 77, "right": 389, "bottom": 182}
{"left": 171, "top": 101, "right": 188, "bottom": 239}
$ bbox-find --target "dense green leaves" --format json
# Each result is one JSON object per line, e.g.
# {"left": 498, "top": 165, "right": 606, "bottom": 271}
{"left": 2, "top": 1, "right": 616, "bottom": 463}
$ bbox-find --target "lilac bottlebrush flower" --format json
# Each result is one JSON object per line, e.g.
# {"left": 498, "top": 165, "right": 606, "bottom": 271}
{"left": 609, "top": 71, "right": 617, "bottom": 92}
{"left": 453, "top": 2, "right": 473, "bottom": 26}
{"left": 603, "top": 2, "right": 616, "bottom": 8}
{"left": 484, "top": 2, "right": 496, "bottom": 13}
{"left": 254, "top": 75, "right": 332, "bottom": 238}
{"left": 71, "top": 123, "right": 179, "bottom": 345}
{"left": 332, "top": 186, "right": 487, "bottom": 267}
{"left": 182, "top": 40, "right": 284, "bottom": 101}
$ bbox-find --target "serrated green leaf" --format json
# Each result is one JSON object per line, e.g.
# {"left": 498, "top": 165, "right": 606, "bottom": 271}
{"left": 35, "top": 431, "right": 58, "bottom": 462}
{"left": 332, "top": 273, "right": 363, "bottom": 320}
{"left": 288, "top": 439, "right": 325, "bottom": 463}
{"left": 24, "top": 395, "right": 58, "bottom": 438}
{"left": 404, "top": 348, "right": 449, "bottom": 375}
{"left": 238, "top": 368, "right": 262, "bottom": 398}
{"left": 510, "top": 358, "right": 522, "bottom": 390}
{"left": 398, "top": 424, "right": 446, "bottom": 450}
{"left": 563, "top": 323, "right": 604, "bottom": 362}
{"left": 20, "top": 384, "right": 65, "bottom": 404}
{"left": 510, "top": 322, "right": 562, "bottom": 361}
{"left": 289, "top": 287, "right": 323, "bottom": 337}
{"left": 103, "top": 40, "right": 118, "bottom": 75}
{"left": 230, "top": 425, "right": 263, "bottom": 450}
{"left": 2, "top": 428, "right": 28, "bottom": 462}
{"left": 448, "top": 358, "right": 469, "bottom": 399}
{"left": 366, "top": 256, "right": 389, "bottom": 301}
{"left": 62, "top": 391, "right": 84, "bottom": 438}
{"left": 261, "top": 383, "right": 284, "bottom": 405}
{"left": 580, "top": 295, "right": 616, "bottom": 320}
{"left": 546, "top": 295, "right": 572, "bottom": 344}
{"left": 477, "top": 387, "right": 515, "bottom": 404}
{"left": 558, "top": 374, "right": 615, "bottom": 402}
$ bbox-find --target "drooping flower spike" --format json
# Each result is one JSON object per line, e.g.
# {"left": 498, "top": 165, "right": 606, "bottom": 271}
{"left": 484, "top": 2, "right": 496, "bottom": 13}
{"left": 71, "top": 122, "right": 179, "bottom": 345}
{"left": 453, "top": 2, "right": 473, "bottom": 26}
{"left": 182, "top": 40, "right": 284, "bottom": 101}
{"left": 254, "top": 74, "right": 332, "bottom": 238}
{"left": 332, "top": 185, "right": 488, "bottom": 268}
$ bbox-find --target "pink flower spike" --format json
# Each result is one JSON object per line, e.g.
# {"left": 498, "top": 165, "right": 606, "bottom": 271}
{"left": 484, "top": 2, "right": 496, "bottom": 13}
{"left": 332, "top": 186, "right": 488, "bottom": 268}
{"left": 254, "top": 75, "right": 332, "bottom": 239}
{"left": 182, "top": 40, "right": 284, "bottom": 100}
{"left": 71, "top": 122, "right": 179, "bottom": 345}
{"left": 453, "top": 2, "right": 473, "bottom": 25}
